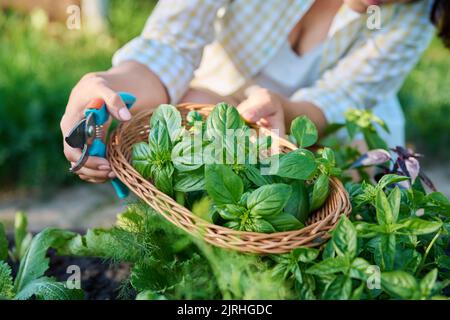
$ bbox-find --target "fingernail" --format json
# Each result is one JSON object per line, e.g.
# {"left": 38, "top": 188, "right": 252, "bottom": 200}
{"left": 108, "top": 171, "right": 116, "bottom": 179}
{"left": 118, "top": 108, "right": 131, "bottom": 121}
{"left": 98, "top": 165, "right": 110, "bottom": 171}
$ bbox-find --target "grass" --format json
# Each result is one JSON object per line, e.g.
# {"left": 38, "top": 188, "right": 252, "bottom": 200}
{"left": 0, "top": 0, "right": 448, "bottom": 191}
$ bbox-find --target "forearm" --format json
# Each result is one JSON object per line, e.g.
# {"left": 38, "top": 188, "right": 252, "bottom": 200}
{"left": 95, "top": 61, "right": 169, "bottom": 112}
{"left": 282, "top": 98, "right": 328, "bottom": 135}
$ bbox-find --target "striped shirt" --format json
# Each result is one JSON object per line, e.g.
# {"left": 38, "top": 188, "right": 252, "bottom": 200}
{"left": 112, "top": 0, "right": 434, "bottom": 125}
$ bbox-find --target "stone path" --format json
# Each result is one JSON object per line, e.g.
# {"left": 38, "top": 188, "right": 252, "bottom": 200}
{"left": 0, "top": 165, "right": 448, "bottom": 232}
{"left": 0, "top": 184, "right": 127, "bottom": 232}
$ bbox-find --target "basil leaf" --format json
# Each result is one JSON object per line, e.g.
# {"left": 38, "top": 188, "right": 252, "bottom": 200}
{"left": 266, "top": 213, "right": 303, "bottom": 232}
{"left": 218, "top": 204, "right": 246, "bottom": 221}
{"left": 400, "top": 218, "right": 442, "bottom": 235}
{"left": 275, "top": 150, "right": 317, "bottom": 180}
{"left": 346, "top": 120, "right": 358, "bottom": 140}
{"left": 243, "top": 164, "right": 271, "bottom": 187}
{"left": 247, "top": 184, "right": 292, "bottom": 217}
{"left": 377, "top": 174, "right": 409, "bottom": 190}
{"left": 394, "top": 249, "right": 421, "bottom": 274}
{"left": 205, "top": 103, "right": 245, "bottom": 140}
{"left": 131, "top": 142, "right": 153, "bottom": 179}
{"left": 292, "top": 247, "right": 319, "bottom": 263}
{"left": 205, "top": 164, "right": 243, "bottom": 206}
{"left": 322, "top": 275, "right": 352, "bottom": 300}
{"left": 349, "top": 258, "right": 371, "bottom": 281}
{"left": 332, "top": 215, "right": 357, "bottom": 259}
{"left": 388, "top": 187, "right": 401, "bottom": 223}
{"left": 174, "top": 170, "right": 205, "bottom": 192}
{"left": 362, "top": 128, "right": 388, "bottom": 150}
{"left": 306, "top": 256, "right": 350, "bottom": 276}
{"left": 150, "top": 104, "right": 182, "bottom": 143}
{"left": 186, "top": 110, "right": 203, "bottom": 125}
{"left": 224, "top": 221, "right": 240, "bottom": 230}
{"left": 252, "top": 218, "right": 276, "bottom": 233}
{"left": 322, "top": 240, "right": 336, "bottom": 260}
{"left": 381, "top": 271, "right": 419, "bottom": 299}
{"left": 153, "top": 164, "right": 174, "bottom": 196}
{"left": 172, "top": 139, "right": 203, "bottom": 172}
{"left": 284, "top": 180, "right": 310, "bottom": 223}
{"left": 376, "top": 189, "right": 394, "bottom": 226}
{"left": 350, "top": 282, "right": 366, "bottom": 300}
{"left": 419, "top": 269, "right": 438, "bottom": 298}
{"left": 295, "top": 273, "right": 316, "bottom": 300}
{"left": 149, "top": 121, "right": 172, "bottom": 154}
{"left": 376, "top": 234, "right": 396, "bottom": 271}
{"left": 290, "top": 116, "right": 318, "bottom": 148}
{"left": 354, "top": 222, "right": 383, "bottom": 238}
{"left": 310, "top": 174, "right": 330, "bottom": 212}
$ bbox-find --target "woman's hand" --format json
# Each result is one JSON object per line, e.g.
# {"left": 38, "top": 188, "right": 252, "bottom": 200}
{"left": 237, "top": 88, "right": 286, "bottom": 137}
{"left": 60, "top": 61, "right": 169, "bottom": 183}
{"left": 61, "top": 72, "right": 132, "bottom": 183}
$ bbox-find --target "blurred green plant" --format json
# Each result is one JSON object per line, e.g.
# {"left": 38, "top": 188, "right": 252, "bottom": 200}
{"left": 399, "top": 38, "right": 450, "bottom": 161}
{"left": 0, "top": 1, "right": 155, "bottom": 191}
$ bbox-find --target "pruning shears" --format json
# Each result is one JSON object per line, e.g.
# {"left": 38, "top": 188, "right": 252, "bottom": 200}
{"left": 65, "top": 92, "right": 136, "bottom": 199}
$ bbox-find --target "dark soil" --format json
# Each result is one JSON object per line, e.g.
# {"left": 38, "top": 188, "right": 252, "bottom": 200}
{"left": 45, "top": 250, "right": 135, "bottom": 300}
{"left": 7, "top": 234, "right": 135, "bottom": 300}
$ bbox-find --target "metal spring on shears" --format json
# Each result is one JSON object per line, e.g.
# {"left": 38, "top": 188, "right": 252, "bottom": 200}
{"left": 95, "top": 125, "right": 104, "bottom": 140}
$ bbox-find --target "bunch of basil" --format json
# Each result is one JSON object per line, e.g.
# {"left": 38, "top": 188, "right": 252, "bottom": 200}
{"left": 131, "top": 103, "right": 339, "bottom": 233}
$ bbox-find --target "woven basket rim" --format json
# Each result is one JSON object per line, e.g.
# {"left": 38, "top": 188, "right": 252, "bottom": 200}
{"left": 107, "top": 103, "right": 352, "bottom": 254}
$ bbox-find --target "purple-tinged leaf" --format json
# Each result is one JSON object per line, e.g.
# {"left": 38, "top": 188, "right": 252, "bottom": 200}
{"left": 397, "top": 158, "right": 411, "bottom": 178}
{"left": 391, "top": 146, "right": 423, "bottom": 160}
{"left": 405, "top": 157, "right": 420, "bottom": 183}
{"left": 419, "top": 171, "right": 437, "bottom": 192}
{"left": 350, "top": 149, "right": 392, "bottom": 169}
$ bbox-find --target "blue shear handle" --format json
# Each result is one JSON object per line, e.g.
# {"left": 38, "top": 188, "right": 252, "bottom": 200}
{"left": 86, "top": 92, "right": 136, "bottom": 199}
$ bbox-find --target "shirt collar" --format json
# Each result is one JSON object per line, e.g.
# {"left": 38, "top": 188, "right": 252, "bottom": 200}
{"left": 328, "top": 3, "right": 364, "bottom": 38}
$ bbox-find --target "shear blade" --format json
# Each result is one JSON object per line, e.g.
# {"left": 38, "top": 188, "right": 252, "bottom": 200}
{"left": 65, "top": 118, "right": 87, "bottom": 148}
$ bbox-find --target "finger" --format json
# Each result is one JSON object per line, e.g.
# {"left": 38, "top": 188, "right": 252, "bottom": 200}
{"left": 78, "top": 174, "right": 107, "bottom": 184}
{"left": 63, "top": 144, "right": 110, "bottom": 168}
{"left": 265, "top": 115, "right": 286, "bottom": 137}
{"left": 238, "top": 100, "right": 274, "bottom": 123}
{"left": 73, "top": 164, "right": 113, "bottom": 179}
{"left": 82, "top": 156, "right": 111, "bottom": 171}
{"left": 257, "top": 118, "right": 270, "bottom": 127}
{"left": 64, "top": 145, "right": 83, "bottom": 163}
{"left": 97, "top": 86, "right": 131, "bottom": 122}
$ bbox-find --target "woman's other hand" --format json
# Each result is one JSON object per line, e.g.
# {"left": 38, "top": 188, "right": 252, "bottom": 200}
{"left": 237, "top": 88, "right": 286, "bottom": 137}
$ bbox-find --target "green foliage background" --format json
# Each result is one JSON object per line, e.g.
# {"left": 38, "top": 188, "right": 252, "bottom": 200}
{"left": 0, "top": 0, "right": 448, "bottom": 190}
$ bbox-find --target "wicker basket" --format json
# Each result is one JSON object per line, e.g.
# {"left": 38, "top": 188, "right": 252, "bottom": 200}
{"left": 107, "top": 103, "right": 352, "bottom": 254}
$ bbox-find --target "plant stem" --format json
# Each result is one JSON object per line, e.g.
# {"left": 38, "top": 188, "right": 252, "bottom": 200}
{"left": 416, "top": 229, "right": 442, "bottom": 276}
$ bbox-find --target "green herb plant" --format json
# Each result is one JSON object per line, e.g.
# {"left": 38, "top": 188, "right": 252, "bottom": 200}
{"left": 0, "top": 215, "right": 83, "bottom": 300}
{"left": 131, "top": 103, "right": 337, "bottom": 233}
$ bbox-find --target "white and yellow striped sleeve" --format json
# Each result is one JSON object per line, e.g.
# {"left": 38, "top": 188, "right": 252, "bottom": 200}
{"left": 112, "top": 0, "right": 227, "bottom": 104}
{"left": 291, "top": 3, "right": 434, "bottom": 125}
